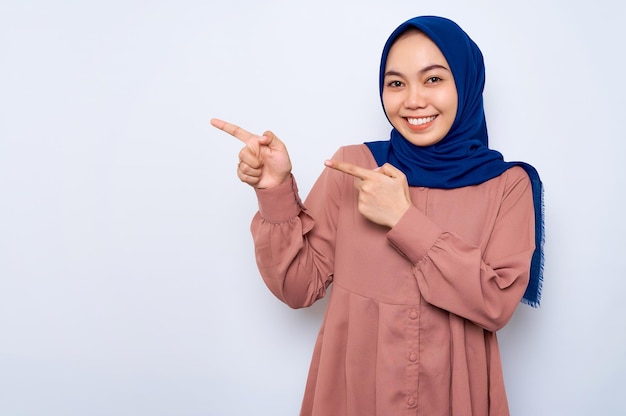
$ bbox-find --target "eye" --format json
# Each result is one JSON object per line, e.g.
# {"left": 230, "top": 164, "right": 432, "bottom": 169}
{"left": 387, "top": 80, "right": 404, "bottom": 88}
{"left": 426, "top": 76, "right": 442, "bottom": 84}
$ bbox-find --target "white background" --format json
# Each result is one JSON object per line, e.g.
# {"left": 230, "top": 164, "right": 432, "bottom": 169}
{"left": 1, "top": 0, "right": 625, "bottom": 415}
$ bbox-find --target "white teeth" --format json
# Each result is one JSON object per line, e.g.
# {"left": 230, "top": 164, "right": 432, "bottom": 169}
{"left": 407, "top": 116, "right": 436, "bottom": 126}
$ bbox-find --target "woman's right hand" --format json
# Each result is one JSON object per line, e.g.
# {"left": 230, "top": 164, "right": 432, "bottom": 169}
{"left": 210, "top": 118, "right": 292, "bottom": 189}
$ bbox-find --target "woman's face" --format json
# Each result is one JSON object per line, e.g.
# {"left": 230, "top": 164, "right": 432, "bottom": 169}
{"left": 382, "top": 31, "right": 458, "bottom": 147}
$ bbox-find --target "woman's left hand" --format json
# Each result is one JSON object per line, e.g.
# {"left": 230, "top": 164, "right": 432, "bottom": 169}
{"left": 324, "top": 160, "right": 412, "bottom": 228}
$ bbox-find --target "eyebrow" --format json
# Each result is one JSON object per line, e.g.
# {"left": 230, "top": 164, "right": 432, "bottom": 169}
{"left": 384, "top": 64, "right": 450, "bottom": 78}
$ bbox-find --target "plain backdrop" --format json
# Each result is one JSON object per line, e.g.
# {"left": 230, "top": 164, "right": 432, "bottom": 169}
{"left": 1, "top": 0, "right": 625, "bottom": 415}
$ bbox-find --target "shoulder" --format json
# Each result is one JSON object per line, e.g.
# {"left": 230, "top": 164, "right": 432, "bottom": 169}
{"left": 505, "top": 165, "right": 531, "bottom": 179}
{"left": 456, "top": 166, "right": 531, "bottom": 203}
{"left": 501, "top": 165, "right": 532, "bottom": 190}
{"left": 490, "top": 165, "right": 534, "bottom": 205}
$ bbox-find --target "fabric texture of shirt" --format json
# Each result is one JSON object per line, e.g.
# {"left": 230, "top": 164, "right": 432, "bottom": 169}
{"left": 251, "top": 144, "right": 535, "bottom": 416}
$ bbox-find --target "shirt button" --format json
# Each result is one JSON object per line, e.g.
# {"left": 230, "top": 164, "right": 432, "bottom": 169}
{"left": 409, "top": 310, "right": 418, "bottom": 319}
{"left": 409, "top": 352, "right": 417, "bottom": 362}
{"left": 407, "top": 396, "right": 416, "bottom": 407}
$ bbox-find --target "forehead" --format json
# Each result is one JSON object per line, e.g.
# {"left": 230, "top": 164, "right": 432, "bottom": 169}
{"left": 385, "top": 30, "right": 448, "bottom": 67}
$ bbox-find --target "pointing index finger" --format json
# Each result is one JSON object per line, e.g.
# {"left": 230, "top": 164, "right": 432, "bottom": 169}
{"left": 210, "top": 118, "right": 260, "bottom": 144}
{"left": 324, "top": 159, "right": 376, "bottom": 180}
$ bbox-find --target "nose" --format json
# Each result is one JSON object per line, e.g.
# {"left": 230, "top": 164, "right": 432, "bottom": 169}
{"left": 404, "top": 85, "right": 427, "bottom": 109}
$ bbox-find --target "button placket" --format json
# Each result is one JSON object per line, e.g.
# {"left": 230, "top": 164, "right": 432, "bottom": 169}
{"left": 405, "top": 305, "right": 420, "bottom": 410}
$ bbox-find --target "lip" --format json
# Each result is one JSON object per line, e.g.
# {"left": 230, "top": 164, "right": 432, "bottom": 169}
{"left": 404, "top": 115, "right": 437, "bottom": 132}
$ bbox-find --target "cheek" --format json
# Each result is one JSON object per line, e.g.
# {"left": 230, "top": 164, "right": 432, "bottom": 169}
{"left": 382, "top": 93, "right": 400, "bottom": 116}
{"left": 443, "top": 88, "right": 458, "bottom": 115}
{"left": 381, "top": 92, "right": 391, "bottom": 111}
{"left": 432, "top": 96, "right": 456, "bottom": 124}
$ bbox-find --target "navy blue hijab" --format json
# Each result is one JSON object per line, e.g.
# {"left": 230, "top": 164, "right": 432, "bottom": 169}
{"left": 365, "top": 16, "right": 544, "bottom": 307}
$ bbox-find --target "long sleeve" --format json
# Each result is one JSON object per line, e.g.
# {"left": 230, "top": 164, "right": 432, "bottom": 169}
{"left": 250, "top": 169, "right": 339, "bottom": 309}
{"left": 386, "top": 166, "right": 535, "bottom": 331}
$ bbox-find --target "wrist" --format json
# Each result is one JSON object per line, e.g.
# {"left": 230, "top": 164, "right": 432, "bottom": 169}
{"left": 388, "top": 203, "right": 411, "bottom": 228}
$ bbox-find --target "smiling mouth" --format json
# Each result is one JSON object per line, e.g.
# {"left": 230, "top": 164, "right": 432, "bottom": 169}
{"left": 407, "top": 116, "right": 437, "bottom": 126}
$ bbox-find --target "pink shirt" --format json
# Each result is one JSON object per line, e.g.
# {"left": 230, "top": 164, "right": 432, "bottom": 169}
{"left": 252, "top": 144, "right": 535, "bottom": 416}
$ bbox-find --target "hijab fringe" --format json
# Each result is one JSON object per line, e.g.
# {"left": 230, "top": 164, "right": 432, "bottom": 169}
{"left": 521, "top": 181, "right": 545, "bottom": 308}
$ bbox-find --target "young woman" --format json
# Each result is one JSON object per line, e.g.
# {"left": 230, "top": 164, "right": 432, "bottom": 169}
{"left": 211, "top": 15, "right": 543, "bottom": 416}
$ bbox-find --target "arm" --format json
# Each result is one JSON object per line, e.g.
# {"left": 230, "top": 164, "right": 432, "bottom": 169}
{"left": 210, "top": 118, "right": 335, "bottom": 308}
{"left": 251, "top": 154, "right": 344, "bottom": 309}
{"left": 387, "top": 168, "right": 535, "bottom": 331}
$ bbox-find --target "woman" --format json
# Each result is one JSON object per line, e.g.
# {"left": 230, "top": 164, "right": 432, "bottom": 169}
{"left": 211, "top": 15, "right": 543, "bottom": 416}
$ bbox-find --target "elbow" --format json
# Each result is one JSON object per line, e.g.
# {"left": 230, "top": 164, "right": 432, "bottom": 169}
{"left": 476, "top": 297, "right": 520, "bottom": 332}
{"left": 264, "top": 279, "right": 324, "bottom": 310}
{"left": 283, "top": 297, "right": 314, "bottom": 310}
{"left": 281, "top": 282, "right": 326, "bottom": 309}
{"left": 478, "top": 270, "right": 530, "bottom": 332}
{"left": 479, "top": 313, "right": 512, "bottom": 332}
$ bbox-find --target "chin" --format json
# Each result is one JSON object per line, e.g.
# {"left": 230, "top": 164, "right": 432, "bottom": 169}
{"left": 403, "top": 133, "right": 443, "bottom": 147}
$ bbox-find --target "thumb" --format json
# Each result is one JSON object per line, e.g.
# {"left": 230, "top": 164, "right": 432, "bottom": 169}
{"left": 379, "top": 163, "right": 404, "bottom": 179}
{"left": 260, "top": 130, "right": 282, "bottom": 148}
{"left": 259, "top": 130, "right": 278, "bottom": 146}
